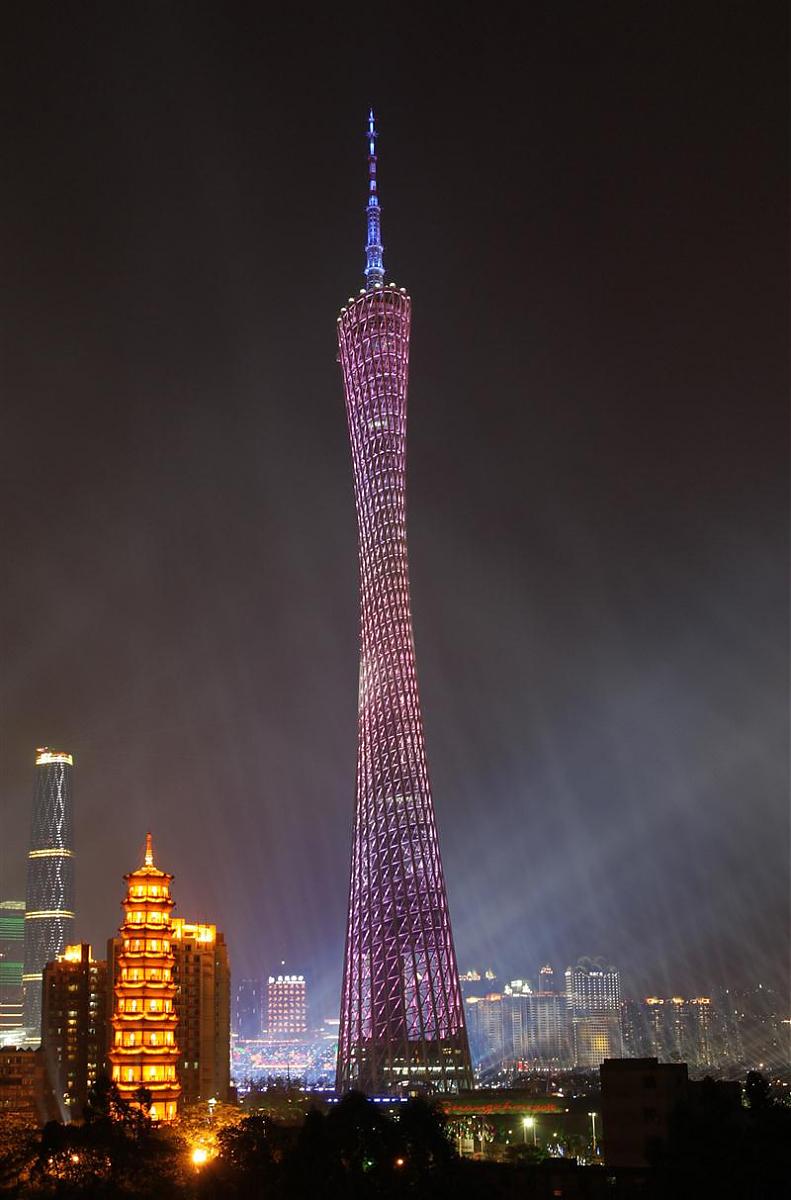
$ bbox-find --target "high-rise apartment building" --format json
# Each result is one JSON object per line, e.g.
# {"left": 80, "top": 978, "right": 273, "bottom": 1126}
{"left": 531, "top": 992, "right": 570, "bottom": 1067}
{"left": 502, "top": 979, "right": 533, "bottom": 1062}
{"left": 620, "top": 999, "right": 648, "bottom": 1058}
{"left": 685, "top": 997, "right": 715, "bottom": 1067}
{"left": 22, "top": 749, "right": 75, "bottom": 1038}
{"left": 234, "top": 978, "right": 263, "bottom": 1040}
{"left": 0, "top": 901, "right": 25, "bottom": 1041}
{"left": 565, "top": 960, "right": 623, "bottom": 1068}
{"left": 641, "top": 996, "right": 715, "bottom": 1068}
{"left": 538, "top": 964, "right": 556, "bottom": 993}
{"left": 465, "top": 979, "right": 572, "bottom": 1072}
{"left": 108, "top": 836, "right": 180, "bottom": 1123}
{"left": 41, "top": 944, "right": 107, "bottom": 1119}
{"left": 464, "top": 993, "right": 506, "bottom": 1071}
{"left": 566, "top": 961, "right": 621, "bottom": 1012}
{"left": 171, "top": 920, "right": 230, "bottom": 1103}
{"left": 267, "top": 974, "right": 306, "bottom": 1037}
{"left": 459, "top": 970, "right": 499, "bottom": 1000}
{"left": 0, "top": 1047, "right": 50, "bottom": 1120}
{"left": 336, "top": 111, "right": 472, "bottom": 1095}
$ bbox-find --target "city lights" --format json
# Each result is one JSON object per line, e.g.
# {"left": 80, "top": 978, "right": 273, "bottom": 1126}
{"left": 34, "top": 751, "right": 74, "bottom": 768}
{"left": 0, "top": 34, "right": 783, "bottom": 1196}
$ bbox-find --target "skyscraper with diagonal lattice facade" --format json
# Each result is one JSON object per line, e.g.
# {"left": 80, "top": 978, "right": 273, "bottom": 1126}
{"left": 22, "top": 749, "right": 75, "bottom": 1040}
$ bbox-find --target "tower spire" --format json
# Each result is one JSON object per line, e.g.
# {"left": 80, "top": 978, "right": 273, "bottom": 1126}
{"left": 364, "top": 108, "right": 384, "bottom": 289}
{"left": 144, "top": 831, "right": 154, "bottom": 867}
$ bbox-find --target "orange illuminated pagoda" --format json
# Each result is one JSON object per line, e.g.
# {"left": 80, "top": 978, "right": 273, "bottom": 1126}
{"left": 109, "top": 834, "right": 180, "bottom": 1122}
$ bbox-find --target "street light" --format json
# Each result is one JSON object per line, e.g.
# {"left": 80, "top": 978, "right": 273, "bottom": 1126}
{"left": 522, "top": 1116, "right": 537, "bottom": 1146}
{"left": 588, "top": 1111, "right": 598, "bottom": 1155}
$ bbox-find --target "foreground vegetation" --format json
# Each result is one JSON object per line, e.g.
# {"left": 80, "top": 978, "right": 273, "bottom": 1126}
{"left": 1, "top": 1073, "right": 789, "bottom": 1199}
{"left": 1, "top": 1082, "right": 470, "bottom": 1200}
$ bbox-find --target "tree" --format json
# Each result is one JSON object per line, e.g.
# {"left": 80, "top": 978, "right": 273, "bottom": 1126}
{"left": 325, "top": 1091, "right": 397, "bottom": 1177}
{"left": 744, "top": 1070, "right": 772, "bottom": 1112}
{"left": 397, "top": 1097, "right": 455, "bottom": 1172}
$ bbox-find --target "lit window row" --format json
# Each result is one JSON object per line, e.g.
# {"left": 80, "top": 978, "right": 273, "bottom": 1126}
{"left": 112, "top": 1064, "right": 177, "bottom": 1084}
{"left": 123, "top": 938, "right": 170, "bottom": 953}
{"left": 129, "top": 884, "right": 169, "bottom": 900}
{"left": 120, "top": 967, "right": 172, "bottom": 983}
{"left": 114, "top": 1030, "right": 175, "bottom": 1048}
{"left": 117, "top": 998, "right": 174, "bottom": 1013}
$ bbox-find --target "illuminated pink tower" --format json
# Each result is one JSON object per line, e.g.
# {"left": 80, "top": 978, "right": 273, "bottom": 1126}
{"left": 336, "top": 111, "right": 472, "bottom": 1094}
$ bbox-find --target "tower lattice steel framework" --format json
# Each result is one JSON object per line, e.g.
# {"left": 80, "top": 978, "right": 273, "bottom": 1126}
{"left": 336, "top": 112, "right": 472, "bottom": 1094}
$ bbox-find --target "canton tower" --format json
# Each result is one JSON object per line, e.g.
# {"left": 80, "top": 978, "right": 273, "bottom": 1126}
{"left": 336, "top": 112, "right": 472, "bottom": 1094}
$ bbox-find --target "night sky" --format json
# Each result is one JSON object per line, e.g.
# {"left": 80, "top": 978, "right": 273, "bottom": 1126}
{"left": 0, "top": 4, "right": 786, "bottom": 1019}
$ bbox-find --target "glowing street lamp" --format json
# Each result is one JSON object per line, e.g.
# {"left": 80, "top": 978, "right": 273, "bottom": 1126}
{"left": 191, "top": 1147, "right": 208, "bottom": 1168}
{"left": 523, "top": 1115, "right": 537, "bottom": 1146}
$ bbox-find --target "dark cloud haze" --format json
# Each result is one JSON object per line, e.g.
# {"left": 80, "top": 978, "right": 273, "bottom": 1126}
{"left": 0, "top": 3, "right": 787, "bottom": 1017}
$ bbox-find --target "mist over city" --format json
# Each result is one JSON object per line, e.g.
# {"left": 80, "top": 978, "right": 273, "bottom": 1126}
{"left": 0, "top": 4, "right": 786, "bottom": 1198}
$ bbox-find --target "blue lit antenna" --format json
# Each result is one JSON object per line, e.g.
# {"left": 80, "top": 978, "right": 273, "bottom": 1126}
{"left": 364, "top": 108, "right": 385, "bottom": 289}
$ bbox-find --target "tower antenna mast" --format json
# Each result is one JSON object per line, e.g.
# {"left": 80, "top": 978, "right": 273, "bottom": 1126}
{"left": 364, "top": 108, "right": 385, "bottom": 289}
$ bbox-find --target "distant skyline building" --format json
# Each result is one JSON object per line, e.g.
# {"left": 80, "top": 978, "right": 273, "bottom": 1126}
{"left": 502, "top": 979, "right": 533, "bottom": 1063}
{"left": 530, "top": 964, "right": 569, "bottom": 1067}
{"left": 565, "top": 959, "right": 623, "bottom": 1068}
{"left": 538, "top": 964, "right": 557, "bottom": 993}
{"left": 465, "top": 977, "right": 573, "bottom": 1073}
{"left": 639, "top": 996, "right": 715, "bottom": 1069}
{"left": 22, "top": 749, "right": 75, "bottom": 1039}
{"left": 234, "top": 978, "right": 263, "bottom": 1040}
{"left": 0, "top": 901, "right": 25, "bottom": 1042}
{"left": 41, "top": 943, "right": 107, "bottom": 1120}
{"left": 268, "top": 974, "right": 307, "bottom": 1037}
{"left": 464, "top": 991, "right": 506, "bottom": 1071}
{"left": 336, "top": 111, "right": 472, "bottom": 1095}
{"left": 459, "top": 969, "right": 499, "bottom": 1000}
{"left": 531, "top": 991, "right": 570, "bottom": 1067}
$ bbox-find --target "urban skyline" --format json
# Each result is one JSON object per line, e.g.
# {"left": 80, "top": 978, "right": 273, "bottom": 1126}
{"left": 2, "top": 806, "right": 786, "bottom": 1086}
{"left": 0, "top": 6, "right": 786, "bottom": 1030}
{"left": 1, "top": 751, "right": 784, "bottom": 1038}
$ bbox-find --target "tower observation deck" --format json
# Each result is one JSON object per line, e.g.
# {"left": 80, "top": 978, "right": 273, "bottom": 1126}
{"left": 335, "top": 112, "right": 472, "bottom": 1095}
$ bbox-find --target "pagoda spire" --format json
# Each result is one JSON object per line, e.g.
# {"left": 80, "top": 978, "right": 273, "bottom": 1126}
{"left": 144, "top": 831, "right": 154, "bottom": 867}
{"left": 364, "top": 108, "right": 385, "bottom": 289}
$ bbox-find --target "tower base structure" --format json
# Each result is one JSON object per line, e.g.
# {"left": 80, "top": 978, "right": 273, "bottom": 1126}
{"left": 344, "top": 1033, "right": 473, "bottom": 1096}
